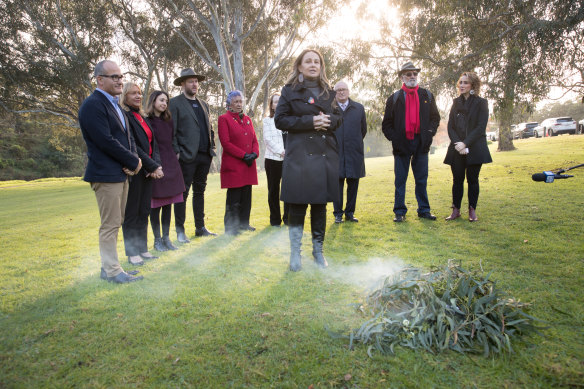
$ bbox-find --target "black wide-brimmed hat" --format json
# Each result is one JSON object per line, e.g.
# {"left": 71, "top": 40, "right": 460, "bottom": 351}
{"left": 398, "top": 61, "right": 421, "bottom": 77}
{"left": 173, "top": 68, "right": 206, "bottom": 86}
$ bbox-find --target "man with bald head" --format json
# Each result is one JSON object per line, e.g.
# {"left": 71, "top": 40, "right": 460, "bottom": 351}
{"left": 79, "top": 59, "right": 144, "bottom": 283}
{"left": 333, "top": 81, "right": 367, "bottom": 223}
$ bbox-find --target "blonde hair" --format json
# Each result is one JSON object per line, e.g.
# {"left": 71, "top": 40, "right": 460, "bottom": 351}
{"left": 458, "top": 72, "right": 481, "bottom": 96}
{"left": 285, "top": 49, "right": 332, "bottom": 99}
{"left": 120, "top": 82, "right": 144, "bottom": 115}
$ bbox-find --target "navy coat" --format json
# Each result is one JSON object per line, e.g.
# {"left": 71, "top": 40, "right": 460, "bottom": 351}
{"left": 275, "top": 82, "right": 342, "bottom": 204}
{"left": 335, "top": 99, "right": 367, "bottom": 178}
{"left": 79, "top": 90, "right": 140, "bottom": 183}
{"left": 444, "top": 95, "right": 493, "bottom": 166}
{"left": 381, "top": 88, "right": 440, "bottom": 155}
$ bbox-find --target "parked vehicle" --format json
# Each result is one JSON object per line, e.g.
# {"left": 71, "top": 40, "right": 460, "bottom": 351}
{"left": 486, "top": 130, "right": 497, "bottom": 141}
{"left": 578, "top": 118, "right": 584, "bottom": 134}
{"left": 513, "top": 122, "right": 539, "bottom": 139}
{"left": 538, "top": 117, "right": 577, "bottom": 137}
{"left": 533, "top": 124, "right": 545, "bottom": 138}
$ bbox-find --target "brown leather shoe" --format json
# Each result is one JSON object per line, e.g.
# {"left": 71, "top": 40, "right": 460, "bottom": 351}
{"left": 445, "top": 206, "right": 461, "bottom": 221}
{"left": 469, "top": 206, "right": 478, "bottom": 222}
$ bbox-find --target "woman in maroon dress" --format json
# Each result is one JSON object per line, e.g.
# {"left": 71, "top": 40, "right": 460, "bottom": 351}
{"left": 146, "top": 91, "right": 186, "bottom": 250}
{"left": 218, "top": 90, "right": 259, "bottom": 235}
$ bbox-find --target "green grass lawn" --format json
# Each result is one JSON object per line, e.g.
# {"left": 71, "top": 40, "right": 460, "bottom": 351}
{"left": 1, "top": 136, "right": 583, "bottom": 388}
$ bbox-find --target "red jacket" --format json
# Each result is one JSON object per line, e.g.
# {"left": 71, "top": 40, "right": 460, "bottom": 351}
{"left": 218, "top": 110, "right": 259, "bottom": 188}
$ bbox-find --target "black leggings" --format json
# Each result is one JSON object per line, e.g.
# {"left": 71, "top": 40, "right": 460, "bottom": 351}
{"left": 151, "top": 204, "right": 172, "bottom": 238}
{"left": 451, "top": 160, "right": 482, "bottom": 209}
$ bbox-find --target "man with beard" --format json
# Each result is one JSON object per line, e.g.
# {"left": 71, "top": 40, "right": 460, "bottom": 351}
{"left": 382, "top": 62, "right": 440, "bottom": 222}
{"left": 170, "top": 68, "right": 217, "bottom": 242}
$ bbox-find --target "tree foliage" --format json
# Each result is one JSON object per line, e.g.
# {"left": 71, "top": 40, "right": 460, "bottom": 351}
{"left": 387, "top": 0, "right": 584, "bottom": 151}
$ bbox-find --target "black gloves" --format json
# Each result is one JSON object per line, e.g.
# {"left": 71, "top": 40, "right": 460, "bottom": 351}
{"left": 242, "top": 152, "right": 258, "bottom": 166}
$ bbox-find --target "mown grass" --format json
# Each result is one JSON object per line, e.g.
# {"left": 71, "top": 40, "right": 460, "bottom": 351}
{"left": 1, "top": 136, "right": 583, "bottom": 388}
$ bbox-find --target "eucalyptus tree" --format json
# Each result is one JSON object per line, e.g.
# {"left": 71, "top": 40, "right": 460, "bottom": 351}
{"left": 0, "top": 0, "right": 113, "bottom": 125}
{"left": 389, "top": 0, "right": 584, "bottom": 151}
{"left": 107, "top": 0, "right": 199, "bottom": 97}
{"left": 152, "top": 0, "right": 336, "bottom": 116}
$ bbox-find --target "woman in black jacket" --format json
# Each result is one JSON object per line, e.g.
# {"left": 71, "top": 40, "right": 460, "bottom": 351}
{"left": 121, "top": 82, "right": 164, "bottom": 265}
{"left": 274, "top": 49, "right": 342, "bottom": 271}
{"left": 443, "top": 72, "right": 492, "bottom": 222}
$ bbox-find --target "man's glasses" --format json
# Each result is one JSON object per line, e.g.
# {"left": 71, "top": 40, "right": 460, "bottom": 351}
{"left": 404, "top": 72, "right": 418, "bottom": 77}
{"left": 99, "top": 74, "right": 124, "bottom": 82}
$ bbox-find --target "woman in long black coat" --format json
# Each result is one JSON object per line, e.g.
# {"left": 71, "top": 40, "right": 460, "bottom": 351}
{"left": 121, "top": 82, "right": 163, "bottom": 265}
{"left": 274, "top": 48, "right": 342, "bottom": 271}
{"left": 443, "top": 72, "right": 492, "bottom": 222}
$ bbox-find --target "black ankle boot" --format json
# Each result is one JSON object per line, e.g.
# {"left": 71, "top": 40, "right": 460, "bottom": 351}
{"left": 162, "top": 236, "right": 178, "bottom": 250}
{"left": 154, "top": 237, "right": 168, "bottom": 252}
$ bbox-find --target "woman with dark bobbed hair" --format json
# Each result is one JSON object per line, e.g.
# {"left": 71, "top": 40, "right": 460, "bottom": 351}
{"left": 444, "top": 71, "right": 492, "bottom": 222}
{"left": 274, "top": 48, "right": 342, "bottom": 271}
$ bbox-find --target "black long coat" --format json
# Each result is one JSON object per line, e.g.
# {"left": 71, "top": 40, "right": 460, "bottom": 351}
{"left": 274, "top": 82, "right": 342, "bottom": 204}
{"left": 444, "top": 95, "right": 493, "bottom": 166}
{"left": 336, "top": 99, "right": 367, "bottom": 178}
{"left": 125, "top": 109, "right": 161, "bottom": 176}
{"left": 381, "top": 88, "right": 440, "bottom": 155}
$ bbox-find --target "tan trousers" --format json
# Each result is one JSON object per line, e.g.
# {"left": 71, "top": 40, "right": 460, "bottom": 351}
{"left": 91, "top": 180, "right": 128, "bottom": 277}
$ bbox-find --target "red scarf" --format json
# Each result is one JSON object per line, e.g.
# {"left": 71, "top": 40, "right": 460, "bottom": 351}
{"left": 401, "top": 84, "right": 420, "bottom": 140}
{"left": 132, "top": 111, "right": 153, "bottom": 157}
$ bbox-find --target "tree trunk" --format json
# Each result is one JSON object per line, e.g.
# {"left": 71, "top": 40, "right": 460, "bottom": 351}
{"left": 231, "top": 4, "right": 245, "bottom": 97}
{"left": 498, "top": 45, "right": 522, "bottom": 151}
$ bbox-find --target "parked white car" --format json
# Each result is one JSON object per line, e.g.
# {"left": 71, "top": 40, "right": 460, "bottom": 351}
{"left": 537, "top": 117, "right": 577, "bottom": 137}
{"left": 533, "top": 124, "right": 545, "bottom": 138}
{"left": 486, "top": 130, "right": 497, "bottom": 141}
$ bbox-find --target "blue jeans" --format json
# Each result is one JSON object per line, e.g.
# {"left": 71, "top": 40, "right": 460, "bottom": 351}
{"left": 393, "top": 139, "right": 431, "bottom": 216}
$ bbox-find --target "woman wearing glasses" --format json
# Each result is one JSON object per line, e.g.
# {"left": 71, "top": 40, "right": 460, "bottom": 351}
{"left": 217, "top": 90, "right": 259, "bottom": 235}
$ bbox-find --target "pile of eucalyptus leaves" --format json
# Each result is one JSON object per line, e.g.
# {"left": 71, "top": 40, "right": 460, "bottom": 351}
{"left": 336, "top": 260, "right": 542, "bottom": 356}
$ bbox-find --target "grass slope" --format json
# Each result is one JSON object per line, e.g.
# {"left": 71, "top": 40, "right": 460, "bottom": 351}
{"left": 0, "top": 136, "right": 583, "bottom": 388}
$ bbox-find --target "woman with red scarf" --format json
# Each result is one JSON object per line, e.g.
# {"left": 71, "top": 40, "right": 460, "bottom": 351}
{"left": 120, "top": 82, "right": 163, "bottom": 266}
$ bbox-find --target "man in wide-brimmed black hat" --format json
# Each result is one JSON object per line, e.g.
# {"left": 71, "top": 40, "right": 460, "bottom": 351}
{"left": 170, "top": 68, "right": 217, "bottom": 242}
{"left": 381, "top": 61, "right": 440, "bottom": 223}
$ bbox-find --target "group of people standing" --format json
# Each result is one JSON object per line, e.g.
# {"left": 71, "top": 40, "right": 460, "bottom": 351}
{"left": 79, "top": 62, "right": 219, "bottom": 283}
{"left": 79, "top": 49, "right": 492, "bottom": 283}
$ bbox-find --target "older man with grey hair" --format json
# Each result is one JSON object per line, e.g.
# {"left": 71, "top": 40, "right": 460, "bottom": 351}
{"left": 333, "top": 81, "right": 367, "bottom": 223}
{"left": 382, "top": 62, "right": 440, "bottom": 222}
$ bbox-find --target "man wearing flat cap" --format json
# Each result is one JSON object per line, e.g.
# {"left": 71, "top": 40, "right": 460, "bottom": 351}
{"left": 382, "top": 61, "right": 440, "bottom": 222}
{"left": 170, "top": 68, "right": 217, "bottom": 241}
